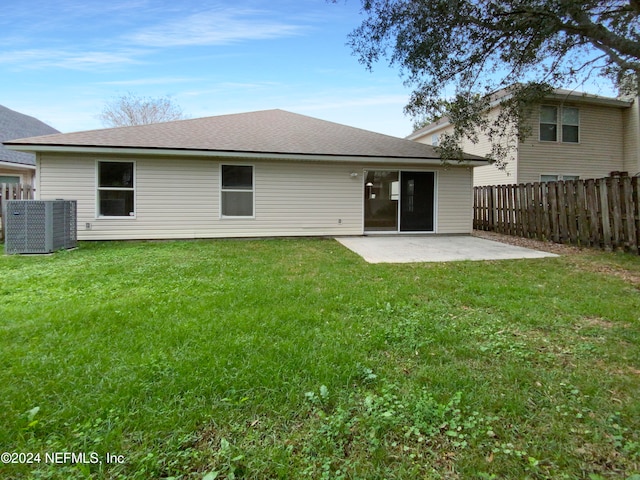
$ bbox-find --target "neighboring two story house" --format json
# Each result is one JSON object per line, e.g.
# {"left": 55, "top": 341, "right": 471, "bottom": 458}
{"left": 407, "top": 88, "right": 639, "bottom": 187}
{"left": 0, "top": 104, "right": 59, "bottom": 186}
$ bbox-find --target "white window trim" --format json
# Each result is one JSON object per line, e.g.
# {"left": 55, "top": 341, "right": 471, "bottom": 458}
{"left": 539, "top": 105, "right": 558, "bottom": 143}
{"left": 540, "top": 174, "right": 580, "bottom": 182}
{"left": 561, "top": 107, "right": 580, "bottom": 143}
{"left": 96, "top": 159, "right": 136, "bottom": 219}
{"left": 220, "top": 164, "right": 255, "bottom": 219}
{"left": 539, "top": 105, "right": 580, "bottom": 144}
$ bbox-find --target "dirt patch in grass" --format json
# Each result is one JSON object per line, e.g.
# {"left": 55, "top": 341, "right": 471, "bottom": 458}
{"left": 574, "top": 261, "right": 640, "bottom": 288}
{"left": 473, "top": 230, "right": 640, "bottom": 287}
{"left": 472, "top": 230, "right": 584, "bottom": 255}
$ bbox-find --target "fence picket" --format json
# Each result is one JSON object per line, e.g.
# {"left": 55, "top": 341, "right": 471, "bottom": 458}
{"left": 473, "top": 175, "right": 640, "bottom": 254}
{"left": 621, "top": 176, "right": 636, "bottom": 251}
{"left": 0, "top": 183, "right": 35, "bottom": 241}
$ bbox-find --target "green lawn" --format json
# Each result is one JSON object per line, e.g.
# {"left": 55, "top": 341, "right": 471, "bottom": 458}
{"left": 1, "top": 238, "right": 639, "bottom": 479}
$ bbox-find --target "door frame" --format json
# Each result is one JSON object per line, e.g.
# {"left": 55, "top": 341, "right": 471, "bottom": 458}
{"left": 363, "top": 169, "right": 437, "bottom": 234}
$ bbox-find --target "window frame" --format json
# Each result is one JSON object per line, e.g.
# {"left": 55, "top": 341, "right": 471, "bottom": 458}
{"left": 220, "top": 164, "right": 255, "bottom": 219}
{"left": 539, "top": 105, "right": 580, "bottom": 144}
{"left": 96, "top": 160, "right": 136, "bottom": 219}
{"left": 539, "top": 105, "right": 558, "bottom": 142}
{"left": 540, "top": 174, "right": 580, "bottom": 182}
{"left": 0, "top": 175, "right": 21, "bottom": 184}
{"left": 561, "top": 107, "right": 579, "bottom": 143}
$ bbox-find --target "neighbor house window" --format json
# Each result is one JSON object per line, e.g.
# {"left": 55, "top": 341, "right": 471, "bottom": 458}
{"left": 0, "top": 175, "right": 20, "bottom": 184}
{"left": 541, "top": 174, "right": 579, "bottom": 182}
{"left": 562, "top": 107, "right": 579, "bottom": 143}
{"left": 98, "top": 161, "right": 135, "bottom": 217}
{"left": 431, "top": 133, "right": 439, "bottom": 146}
{"left": 221, "top": 165, "right": 254, "bottom": 217}
{"left": 540, "top": 106, "right": 579, "bottom": 143}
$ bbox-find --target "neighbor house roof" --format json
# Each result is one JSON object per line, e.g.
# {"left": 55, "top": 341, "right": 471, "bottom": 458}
{"left": 0, "top": 104, "right": 59, "bottom": 166}
{"left": 5, "top": 109, "right": 485, "bottom": 164}
{"left": 406, "top": 87, "right": 634, "bottom": 140}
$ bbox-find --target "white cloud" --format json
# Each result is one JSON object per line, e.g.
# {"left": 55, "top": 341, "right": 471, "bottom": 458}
{"left": 97, "top": 77, "right": 197, "bottom": 86}
{"left": 0, "top": 48, "right": 144, "bottom": 71}
{"left": 127, "top": 8, "right": 306, "bottom": 47}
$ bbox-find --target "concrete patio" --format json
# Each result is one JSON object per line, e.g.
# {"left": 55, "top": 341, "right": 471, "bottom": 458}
{"left": 335, "top": 235, "right": 559, "bottom": 263}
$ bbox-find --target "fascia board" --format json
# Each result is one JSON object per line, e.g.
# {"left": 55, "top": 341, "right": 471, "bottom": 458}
{"left": 5, "top": 144, "right": 488, "bottom": 166}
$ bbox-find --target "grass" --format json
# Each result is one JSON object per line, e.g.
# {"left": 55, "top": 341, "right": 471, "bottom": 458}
{"left": 0, "top": 238, "right": 639, "bottom": 479}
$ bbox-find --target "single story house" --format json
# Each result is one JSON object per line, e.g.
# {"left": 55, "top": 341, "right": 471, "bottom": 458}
{"left": 0, "top": 104, "right": 60, "bottom": 185}
{"left": 407, "top": 88, "right": 638, "bottom": 187}
{"left": 4, "top": 109, "right": 486, "bottom": 241}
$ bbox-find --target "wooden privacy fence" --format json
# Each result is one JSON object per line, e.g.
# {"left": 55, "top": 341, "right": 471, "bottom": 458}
{"left": 474, "top": 174, "right": 640, "bottom": 253}
{"left": 0, "top": 183, "right": 34, "bottom": 241}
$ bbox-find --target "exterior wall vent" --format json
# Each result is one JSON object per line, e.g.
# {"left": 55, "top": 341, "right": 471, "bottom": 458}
{"left": 4, "top": 200, "right": 77, "bottom": 254}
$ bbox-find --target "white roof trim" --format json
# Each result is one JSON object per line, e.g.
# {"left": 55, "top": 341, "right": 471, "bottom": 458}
{"left": 5, "top": 144, "right": 489, "bottom": 166}
{"left": 0, "top": 160, "right": 36, "bottom": 170}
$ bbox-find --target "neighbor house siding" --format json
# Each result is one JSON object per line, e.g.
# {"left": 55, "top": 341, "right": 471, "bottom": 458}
{"left": 517, "top": 102, "right": 625, "bottom": 184}
{"left": 37, "top": 153, "right": 365, "bottom": 240}
{"left": 413, "top": 110, "right": 516, "bottom": 187}
{"left": 0, "top": 163, "right": 36, "bottom": 185}
{"left": 622, "top": 98, "right": 640, "bottom": 175}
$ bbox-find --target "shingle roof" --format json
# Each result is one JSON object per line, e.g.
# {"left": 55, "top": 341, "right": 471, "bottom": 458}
{"left": 0, "top": 105, "right": 59, "bottom": 165}
{"left": 5, "top": 109, "right": 483, "bottom": 161}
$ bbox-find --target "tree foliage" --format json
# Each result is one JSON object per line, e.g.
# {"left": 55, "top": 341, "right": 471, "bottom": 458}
{"left": 98, "top": 93, "right": 186, "bottom": 127}
{"left": 344, "top": 0, "right": 640, "bottom": 164}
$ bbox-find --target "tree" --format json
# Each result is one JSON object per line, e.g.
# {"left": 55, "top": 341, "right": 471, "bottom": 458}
{"left": 343, "top": 0, "right": 640, "bottom": 165}
{"left": 98, "top": 93, "right": 186, "bottom": 127}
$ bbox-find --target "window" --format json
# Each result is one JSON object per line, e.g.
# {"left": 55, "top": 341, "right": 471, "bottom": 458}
{"left": 540, "top": 174, "right": 579, "bottom": 182}
{"left": 540, "top": 106, "right": 557, "bottom": 142}
{"left": 221, "top": 165, "right": 253, "bottom": 217}
{"left": 98, "top": 161, "right": 135, "bottom": 217}
{"left": 0, "top": 175, "right": 20, "bottom": 184}
{"left": 562, "top": 107, "right": 579, "bottom": 143}
{"left": 431, "top": 134, "right": 439, "bottom": 146}
{"left": 540, "top": 106, "right": 579, "bottom": 143}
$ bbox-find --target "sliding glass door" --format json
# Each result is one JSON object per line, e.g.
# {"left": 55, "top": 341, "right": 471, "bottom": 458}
{"left": 399, "top": 171, "right": 435, "bottom": 232}
{"left": 364, "top": 171, "right": 399, "bottom": 231}
{"left": 364, "top": 170, "right": 435, "bottom": 232}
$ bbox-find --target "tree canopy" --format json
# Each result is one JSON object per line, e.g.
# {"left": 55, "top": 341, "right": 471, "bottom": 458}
{"left": 98, "top": 93, "right": 186, "bottom": 128}
{"left": 344, "top": 0, "right": 640, "bottom": 164}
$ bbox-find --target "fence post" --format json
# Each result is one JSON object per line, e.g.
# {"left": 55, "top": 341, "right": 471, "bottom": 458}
{"left": 488, "top": 185, "right": 495, "bottom": 231}
{"left": 0, "top": 183, "right": 4, "bottom": 241}
{"left": 565, "top": 180, "right": 578, "bottom": 244}
{"left": 621, "top": 176, "right": 636, "bottom": 252}
{"left": 634, "top": 177, "right": 640, "bottom": 254}
{"left": 599, "top": 178, "right": 612, "bottom": 250}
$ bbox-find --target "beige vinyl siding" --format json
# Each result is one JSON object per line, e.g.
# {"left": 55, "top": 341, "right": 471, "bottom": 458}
{"left": 412, "top": 112, "right": 516, "bottom": 187}
{"left": 435, "top": 166, "right": 474, "bottom": 234}
{"left": 0, "top": 165, "right": 35, "bottom": 185}
{"left": 471, "top": 160, "right": 515, "bottom": 187}
{"left": 38, "top": 153, "right": 364, "bottom": 240}
{"left": 518, "top": 102, "right": 625, "bottom": 183}
{"left": 622, "top": 98, "right": 640, "bottom": 175}
{"left": 37, "top": 154, "right": 475, "bottom": 239}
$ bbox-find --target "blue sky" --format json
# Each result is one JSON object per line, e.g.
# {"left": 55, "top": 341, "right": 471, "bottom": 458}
{"left": 0, "top": 0, "right": 419, "bottom": 137}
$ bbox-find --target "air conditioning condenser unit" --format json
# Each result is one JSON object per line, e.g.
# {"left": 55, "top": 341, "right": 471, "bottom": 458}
{"left": 4, "top": 200, "right": 77, "bottom": 254}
